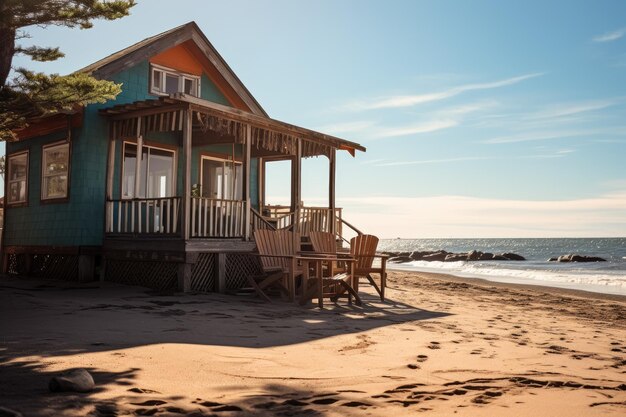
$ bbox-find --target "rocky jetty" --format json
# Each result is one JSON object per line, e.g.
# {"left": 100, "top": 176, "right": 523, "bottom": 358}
{"left": 386, "top": 250, "right": 525, "bottom": 263}
{"left": 548, "top": 254, "right": 606, "bottom": 263}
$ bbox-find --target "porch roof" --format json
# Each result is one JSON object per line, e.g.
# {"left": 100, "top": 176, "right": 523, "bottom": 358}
{"left": 99, "top": 93, "right": 366, "bottom": 158}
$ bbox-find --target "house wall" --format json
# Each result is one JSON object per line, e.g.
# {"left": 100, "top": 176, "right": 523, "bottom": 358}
{"left": 4, "top": 58, "right": 257, "bottom": 248}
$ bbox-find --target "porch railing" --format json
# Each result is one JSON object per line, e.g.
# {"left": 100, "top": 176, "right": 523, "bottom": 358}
{"left": 260, "top": 205, "right": 342, "bottom": 237}
{"left": 106, "top": 197, "right": 181, "bottom": 235}
{"left": 250, "top": 208, "right": 276, "bottom": 234}
{"left": 297, "top": 206, "right": 342, "bottom": 237}
{"left": 191, "top": 197, "right": 246, "bottom": 238}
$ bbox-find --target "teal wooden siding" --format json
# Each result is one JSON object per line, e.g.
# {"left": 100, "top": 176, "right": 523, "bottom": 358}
{"left": 4, "top": 59, "right": 251, "bottom": 248}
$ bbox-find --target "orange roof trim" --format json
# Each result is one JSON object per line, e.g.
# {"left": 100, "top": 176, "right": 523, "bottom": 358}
{"left": 150, "top": 44, "right": 203, "bottom": 76}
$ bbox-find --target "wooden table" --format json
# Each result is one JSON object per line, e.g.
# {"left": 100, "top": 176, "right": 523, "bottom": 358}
{"left": 296, "top": 253, "right": 359, "bottom": 308}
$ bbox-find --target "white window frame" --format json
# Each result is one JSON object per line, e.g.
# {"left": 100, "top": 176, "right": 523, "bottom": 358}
{"left": 41, "top": 141, "right": 70, "bottom": 201}
{"left": 150, "top": 64, "right": 200, "bottom": 97}
{"left": 200, "top": 155, "right": 243, "bottom": 200}
{"left": 121, "top": 141, "right": 177, "bottom": 200}
{"left": 7, "top": 150, "right": 29, "bottom": 205}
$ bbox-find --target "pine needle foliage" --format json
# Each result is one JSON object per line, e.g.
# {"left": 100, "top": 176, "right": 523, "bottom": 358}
{"left": 0, "top": 0, "right": 136, "bottom": 141}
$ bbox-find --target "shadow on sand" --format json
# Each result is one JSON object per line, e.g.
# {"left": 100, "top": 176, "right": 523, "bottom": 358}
{"left": 0, "top": 276, "right": 451, "bottom": 416}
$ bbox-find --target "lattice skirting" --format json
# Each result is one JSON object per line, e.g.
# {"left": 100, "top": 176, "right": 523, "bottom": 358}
{"left": 191, "top": 253, "right": 216, "bottom": 293}
{"left": 7, "top": 253, "right": 79, "bottom": 281}
{"left": 225, "top": 253, "right": 262, "bottom": 290}
{"left": 105, "top": 259, "right": 177, "bottom": 291}
{"left": 7, "top": 253, "right": 27, "bottom": 276}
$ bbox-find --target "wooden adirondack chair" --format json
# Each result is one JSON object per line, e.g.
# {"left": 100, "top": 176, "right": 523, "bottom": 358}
{"left": 309, "top": 231, "right": 345, "bottom": 276}
{"left": 305, "top": 231, "right": 359, "bottom": 307}
{"left": 251, "top": 229, "right": 303, "bottom": 302}
{"left": 309, "top": 231, "right": 338, "bottom": 254}
{"left": 350, "top": 234, "right": 388, "bottom": 301}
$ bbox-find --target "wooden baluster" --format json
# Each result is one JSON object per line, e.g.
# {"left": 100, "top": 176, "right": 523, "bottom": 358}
{"left": 202, "top": 198, "right": 207, "bottom": 237}
{"left": 219, "top": 200, "right": 224, "bottom": 237}
{"left": 123, "top": 201, "right": 128, "bottom": 233}
{"left": 159, "top": 199, "right": 164, "bottom": 233}
{"left": 131, "top": 200, "right": 136, "bottom": 233}
{"left": 191, "top": 197, "right": 196, "bottom": 237}
{"left": 173, "top": 198, "right": 178, "bottom": 234}
{"left": 166, "top": 198, "right": 171, "bottom": 234}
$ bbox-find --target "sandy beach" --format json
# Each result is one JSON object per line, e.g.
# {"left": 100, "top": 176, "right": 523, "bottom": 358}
{"left": 1, "top": 271, "right": 625, "bottom": 416}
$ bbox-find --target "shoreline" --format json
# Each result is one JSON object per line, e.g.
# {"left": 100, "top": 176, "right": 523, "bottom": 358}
{"left": 389, "top": 265, "right": 626, "bottom": 302}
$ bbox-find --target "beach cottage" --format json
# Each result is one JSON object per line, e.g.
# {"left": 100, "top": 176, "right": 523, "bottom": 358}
{"left": 2, "top": 22, "right": 365, "bottom": 292}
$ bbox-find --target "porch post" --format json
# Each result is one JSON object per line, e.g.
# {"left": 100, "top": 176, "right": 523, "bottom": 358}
{"left": 242, "top": 124, "right": 252, "bottom": 240}
{"left": 329, "top": 148, "right": 336, "bottom": 236}
{"left": 291, "top": 139, "right": 302, "bottom": 238}
{"left": 104, "top": 123, "right": 116, "bottom": 234}
{"left": 182, "top": 107, "right": 192, "bottom": 241}
{"left": 133, "top": 118, "right": 142, "bottom": 201}
{"left": 106, "top": 125, "right": 116, "bottom": 200}
{"left": 259, "top": 158, "right": 265, "bottom": 210}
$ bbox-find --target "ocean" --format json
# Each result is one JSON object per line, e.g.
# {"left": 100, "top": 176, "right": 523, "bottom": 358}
{"left": 378, "top": 238, "right": 626, "bottom": 296}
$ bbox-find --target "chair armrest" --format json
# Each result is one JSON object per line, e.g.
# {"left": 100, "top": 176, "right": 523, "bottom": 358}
{"left": 251, "top": 253, "right": 298, "bottom": 260}
{"left": 298, "top": 250, "right": 352, "bottom": 259}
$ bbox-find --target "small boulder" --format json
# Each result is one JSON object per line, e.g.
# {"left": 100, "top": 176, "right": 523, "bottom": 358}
{"left": 388, "top": 256, "right": 413, "bottom": 263}
{"left": 500, "top": 253, "right": 526, "bottom": 261}
{"left": 477, "top": 252, "right": 495, "bottom": 261}
{"left": 444, "top": 253, "right": 468, "bottom": 262}
{"left": 492, "top": 255, "right": 508, "bottom": 260}
{"left": 570, "top": 255, "right": 606, "bottom": 262}
{"left": 409, "top": 251, "right": 430, "bottom": 261}
{"left": 49, "top": 368, "right": 95, "bottom": 393}
{"left": 467, "top": 250, "right": 482, "bottom": 261}
{"left": 550, "top": 254, "right": 606, "bottom": 262}
{"left": 422, "top": 251, "right": 448, "bottom": 262}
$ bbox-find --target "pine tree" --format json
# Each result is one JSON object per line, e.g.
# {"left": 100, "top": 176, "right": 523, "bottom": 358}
{"left": 0, "top": 0, "right": 136, "bottom": 141}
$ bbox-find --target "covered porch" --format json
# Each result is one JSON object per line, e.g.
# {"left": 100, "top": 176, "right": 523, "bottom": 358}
{"left": 100, "top": 93, "right": 365, "bottom": 248}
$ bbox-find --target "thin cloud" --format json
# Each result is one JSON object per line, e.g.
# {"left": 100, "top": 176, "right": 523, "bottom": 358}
{"left": 482, "top": 127, "right": 626, "bottom": 144}
{"left": 360, "top": 158, "right": 388, "bottom": 165}
{"left": 315, "top": 120, "right": 375, "bottom": 135}
{"left": 376, "top": 156, "right": 491, "bottom": 167}
{"left": 593, "top": 28, "right": 626, "bottom": 42}
{"left": 527, "top": 98, "right": 622, "bottom": 120}
{"left": 522, "top": 149, "right": 576, "bottom": 159}
{"left": 342, "top": 73, "right": 543, "bottom": 111}
{"left": 361, "top": 101, "right": 495, "bottom": 140}
{"left": 374, "top": 119, "right": 458, "bottom": 138}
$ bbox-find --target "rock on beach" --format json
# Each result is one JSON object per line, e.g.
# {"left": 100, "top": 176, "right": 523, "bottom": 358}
{"left": 49, "top": 368, "right": 95, "bottom": 393}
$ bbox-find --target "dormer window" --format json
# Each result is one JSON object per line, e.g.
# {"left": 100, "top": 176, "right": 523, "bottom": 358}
{"left": 150, "top": 64, "right": 200, "bottom": 96}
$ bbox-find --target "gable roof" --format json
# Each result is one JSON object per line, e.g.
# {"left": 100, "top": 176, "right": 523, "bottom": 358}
{"left": 78, "top": 22, "right": 267, "bottom": 117}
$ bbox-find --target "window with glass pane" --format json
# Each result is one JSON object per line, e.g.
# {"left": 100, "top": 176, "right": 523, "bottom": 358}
{"left": 150, "top": 65, "right": 200, "bottom": 97}
{"left": 122, "top": 142, "right": 175, "bottom": 199}
{"left": 147, "top": 148, "right": 173, "bottom": 198}
{"left": 201, "top": 157, "right": 242, "bottom": 200}
{"left": 122, "top": 144, "right": 137, "bottom": 198}
{"left": 183, "top": 78, "right": 197, "bottom": 95}
{"left": 41, "top": 143, "right": 69, "bottom": 200}
{"left": 7, "top": 152, "right": 28, "bottom": 204}
{"left": 152, "top": 69, "right": 162, "bottom": 92}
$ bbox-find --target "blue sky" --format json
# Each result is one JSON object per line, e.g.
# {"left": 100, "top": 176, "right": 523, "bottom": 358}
{"left": 7, "top": 0, "right": 626, "bottom": 237}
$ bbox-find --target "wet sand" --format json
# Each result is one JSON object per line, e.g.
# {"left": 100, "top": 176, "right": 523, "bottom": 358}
{"left": 0, "top": 271, "right": 624, "bottom": 416}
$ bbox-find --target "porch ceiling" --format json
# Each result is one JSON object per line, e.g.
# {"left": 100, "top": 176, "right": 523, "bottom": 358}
{"left": 99, "top": 93, "right": 366, "bottom": 158}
